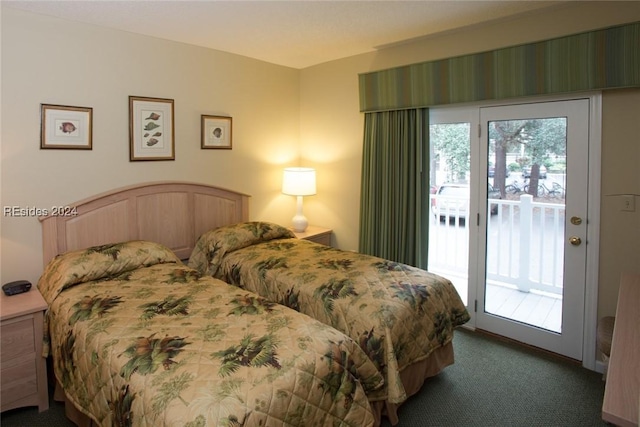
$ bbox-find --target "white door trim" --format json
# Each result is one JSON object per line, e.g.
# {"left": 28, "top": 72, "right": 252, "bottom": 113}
{"left": 583, "top": 92, "right": 602, "bottom": 371}
{"left": 429, "top": 93, "right": 601, "bottom": 370}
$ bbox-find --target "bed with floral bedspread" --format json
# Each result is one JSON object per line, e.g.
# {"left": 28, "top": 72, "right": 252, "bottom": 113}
{"left": 38, "top": 240, "right": 383, "bottom": 427}
{"left": 188, "top": 222, "right": 470, "bottom": 425}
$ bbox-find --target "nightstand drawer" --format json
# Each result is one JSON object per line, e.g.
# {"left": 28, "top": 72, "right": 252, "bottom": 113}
{"left": 1, "top": 358, "right": 38, "bottom": 407}
{"left": 1, "top": 289, "right": 49, "bottom": 412}
{"left": 1, "top": 318, "right": 36, "bottom": 360}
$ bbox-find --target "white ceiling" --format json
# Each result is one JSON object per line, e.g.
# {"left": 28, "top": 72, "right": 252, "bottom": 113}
{"left": 4, "top": 0, "right": 567, "bottom": 69}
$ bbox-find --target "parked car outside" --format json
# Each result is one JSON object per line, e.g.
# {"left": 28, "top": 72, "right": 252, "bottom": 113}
{"left": 522, "top": 165, "right": 547, "bottom": 179}
{"left": 432, "top": 183, "right": 501, "bottom": 221}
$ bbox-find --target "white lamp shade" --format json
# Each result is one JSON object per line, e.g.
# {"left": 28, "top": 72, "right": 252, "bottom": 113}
{"left": 282, "top": 167, "right": 316, "bottom": 196}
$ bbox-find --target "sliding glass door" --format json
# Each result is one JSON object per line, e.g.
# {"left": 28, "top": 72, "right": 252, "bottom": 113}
{"left": 428, "top": 108, "right": 477, "bottom": 307}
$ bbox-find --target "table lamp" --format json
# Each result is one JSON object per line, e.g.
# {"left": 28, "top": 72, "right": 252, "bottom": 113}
{"left": 282, "top": 167, "right": 316, "bottom": 232}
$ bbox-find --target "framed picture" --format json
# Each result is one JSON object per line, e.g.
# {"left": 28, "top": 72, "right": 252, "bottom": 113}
{"left": 129, "top": 96, "right": 175, "bottom": 161}
{"left": 201, "top": 115, "right": 232, "bottom": 149}
{"left": 41, "top": 104, "right": 93, "bottom": 149}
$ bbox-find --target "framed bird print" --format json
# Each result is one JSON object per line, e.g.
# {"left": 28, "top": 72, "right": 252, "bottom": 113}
{"left": 129, "top": 96, "right": 175, "bottom": 161}
{"left": 40, "top": 104, "right": 93, "bottom": 149}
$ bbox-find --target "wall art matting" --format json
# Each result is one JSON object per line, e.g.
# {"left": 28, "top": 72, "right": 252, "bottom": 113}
{"left": 201, "top": 115, "right": 232, "bottom": 149}
{"left": 41, "top": 104, "right": 93, "bottom": 149}
{"left": 129, "top": 96, "right": 175, "bottom": 161}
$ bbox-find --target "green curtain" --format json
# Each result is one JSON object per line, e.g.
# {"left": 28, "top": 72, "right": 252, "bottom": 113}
{"left": 359, "top": 21, "right": 640, "bottom": 112}
{"left": 358, "top": 22, "right": 639, "bottom": 268}
{"left": 359, "top": 108, "right": 429, "bottom": 268}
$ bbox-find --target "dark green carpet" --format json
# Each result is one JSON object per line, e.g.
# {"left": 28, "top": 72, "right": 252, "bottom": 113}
{"left": 380, "top": 328, "right": 607, "bottom": 427}
{"left": 1, "top": 328, "right": 607, "bottom": 426}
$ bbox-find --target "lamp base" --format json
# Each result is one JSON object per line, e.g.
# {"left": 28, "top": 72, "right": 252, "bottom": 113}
{"left": 291, "top": 214, "right": 308, "bottom": 233}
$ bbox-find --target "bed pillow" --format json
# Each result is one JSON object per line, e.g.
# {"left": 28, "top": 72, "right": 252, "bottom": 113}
{"left": 37, "top": 240, "right": 181, "bottom": 304}
{"left": 189, "top": 221, "right": 295, "bottom": 276}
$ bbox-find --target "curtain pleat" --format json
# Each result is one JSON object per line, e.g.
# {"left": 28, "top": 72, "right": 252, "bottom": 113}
{"left": 359, "top": 108, "right": 429, "bottom": 268}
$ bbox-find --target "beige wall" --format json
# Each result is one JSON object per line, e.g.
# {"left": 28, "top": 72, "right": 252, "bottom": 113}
{"left": 2, "top": 3, "right": 639, "bottom": 324}
{"left": 599, "top": 89, "right": 640, "bottom": 315}
{"left": 300, "top": 1, "right": 640, "bottom": 319}
{"left": 1, "top": 7, "right": 301, "bottom": 286}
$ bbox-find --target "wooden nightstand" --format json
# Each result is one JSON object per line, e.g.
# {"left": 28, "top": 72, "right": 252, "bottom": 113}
{"left": 291, "top": 225, "right": 332, "bottom": 246}
{"left": 1, "top": 288, "right": 49, "bottom": 413}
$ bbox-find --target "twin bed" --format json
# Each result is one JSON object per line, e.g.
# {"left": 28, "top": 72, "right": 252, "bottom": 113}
{"left": 38, "top": 182, "right": 469, "bottom": 426}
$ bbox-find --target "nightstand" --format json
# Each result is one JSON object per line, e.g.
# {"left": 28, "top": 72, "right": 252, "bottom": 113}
{"left": 292, "top": 225, "right": 332, "bottom": 246}
{"left": 1, "top": 288, "right": 49, "bottom": 413}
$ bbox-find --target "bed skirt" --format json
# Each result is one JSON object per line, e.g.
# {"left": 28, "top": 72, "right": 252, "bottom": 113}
{"left": 53, "top": 382, "right": 96, "bottom": 427}
{"left": 371, "top": 340, "right": 455, "bottom": 426}
{"left": 54, "top": 340, "right": 454, "bottom": 427}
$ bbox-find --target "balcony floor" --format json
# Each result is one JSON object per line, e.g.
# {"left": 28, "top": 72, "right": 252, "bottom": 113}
{"left": 484, "top": 282, "right": 562, "bottom": 333}
{"left": 436, "top": 272, "right": 563, "bottom": 334}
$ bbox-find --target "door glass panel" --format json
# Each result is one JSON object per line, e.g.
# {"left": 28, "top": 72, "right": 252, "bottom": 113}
{"left": 428, "top": 122, "right": 471, "bottom": 305}
{"left": 429, "top": 99, "right": 590, "bottom": 361}
{"left": 486, "top": 118, "right": 567, "bottom": 333}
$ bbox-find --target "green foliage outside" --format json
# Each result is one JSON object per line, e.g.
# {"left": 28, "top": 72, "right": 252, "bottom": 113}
{"left": 431, "top": 118, "right": 567, "bottom": 198}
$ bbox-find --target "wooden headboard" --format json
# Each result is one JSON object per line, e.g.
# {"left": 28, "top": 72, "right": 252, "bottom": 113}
{"left": 39, "top": 182, "right": 250, "bottom": 266}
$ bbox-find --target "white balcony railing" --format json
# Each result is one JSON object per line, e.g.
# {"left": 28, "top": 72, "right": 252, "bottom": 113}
{"left": 430, "top": 194, "right": 566, "bottom": 296}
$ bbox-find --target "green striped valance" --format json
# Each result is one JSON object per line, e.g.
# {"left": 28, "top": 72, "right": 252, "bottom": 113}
{"left": 359, "top": 21, "right": 640, "bottom": 112}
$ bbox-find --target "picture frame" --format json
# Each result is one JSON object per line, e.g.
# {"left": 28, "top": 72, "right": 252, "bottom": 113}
{"left": 201, "top": 115, "right": 232, "bottom": 149}
{"left": 40, "top": 104, "right": 93, "bottom": 150}
{"left": 129, "top": 96, "right": 175, "bottom": 161}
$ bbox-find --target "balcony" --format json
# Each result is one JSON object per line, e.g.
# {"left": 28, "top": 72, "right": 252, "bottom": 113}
{"left": 429, "top": 194, "right": 565, "bottom": 333}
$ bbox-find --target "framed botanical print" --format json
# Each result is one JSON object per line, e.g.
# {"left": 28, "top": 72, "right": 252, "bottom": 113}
{"left": 41, "top": 104, "right": 93, "bottom": 149}
{"left": 129, "top": 96, "right": 175, "bottom": 161}
{"left": 201, "top": 115, "right": 232, "bottom": 149}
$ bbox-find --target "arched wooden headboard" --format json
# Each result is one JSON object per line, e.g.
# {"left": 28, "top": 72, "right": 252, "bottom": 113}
{"left": 39, "top": 182, "right": 250, "bottom": 266}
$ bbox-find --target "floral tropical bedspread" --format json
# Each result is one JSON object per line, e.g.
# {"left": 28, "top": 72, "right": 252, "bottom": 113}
{"left": 189, "top": 222, "right": 471, "bottom": 405}
{"left": 38, "top": 240, "right": 383, "bottom": 427}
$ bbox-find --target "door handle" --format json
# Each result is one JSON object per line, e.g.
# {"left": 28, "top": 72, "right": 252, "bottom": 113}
{"left": 569, "top": 236, "right": 582, "bottom": 246}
